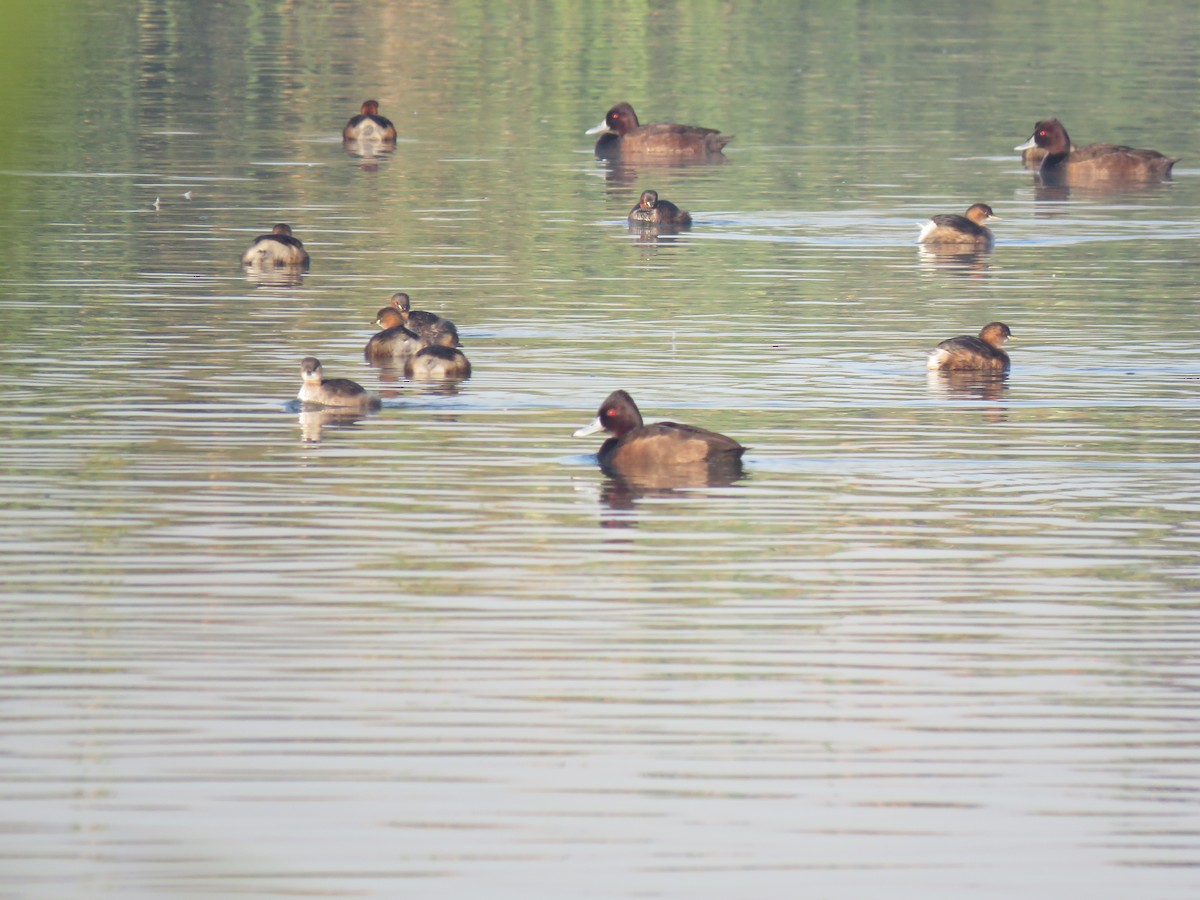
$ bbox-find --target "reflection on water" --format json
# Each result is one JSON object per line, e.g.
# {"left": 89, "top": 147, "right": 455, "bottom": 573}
{"left": 1030, "top": 177, "right": 1182, "bottom": 203}
{"left": 627, "top": 222, "right": 692, "bottom": 251}
{"left": 243, "top": 266, "right": 306, "bottom": 287}
{"left": 592, "top": 475, "right": 748, "bottom": 518}
{"left": 594, "top": 461, "right": 747, "bottom": 512}
{"left": 601, "top": 155, "right": 731, "bottom": 190}
{"left": 916, "top": 243, "right": 994, "bottom": 276}
{"left": 342, "top": 137, "right": 396, "bottom": 161}
{"left": 370, "top": 362, "right": 467, "bottom": 398}
{"left": 926, "top": 370, "right": 1010, "bottom": 406}
{"left": 297, "top": 406, "right": 377, "bottom": 443}
{"left": 3, "top": 1, "right": 1200, "bottom": 897}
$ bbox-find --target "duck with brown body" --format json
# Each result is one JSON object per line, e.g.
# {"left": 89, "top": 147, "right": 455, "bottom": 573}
{"left": 918, "top": 203, "right": 997, "bottom": 247}
{"left": 586, "top": 102, "right": 732, "bottom": 160}
{"left": 404, "top": 344, "right": 472, "bottom": 380}
{"left": 343, "top": 100, "right": 397, "bottom": 142}
{"left": 574, "top": 390, "right": 745, "bottom": 485}
{"left": 297, "top": 357, "right": 379, "bottom": 409}
{"left": 628, "top": 190, "right": 693, "bottom": 227}
{"left": 1015, "top": 118, "right": 1178, "bottom": 183}
{"left": 242, "top": 224, "right": 310, "bottom": 269}
{"left": 927, "top": 323, "right": 1013, "bottom": 372}
{"left": 389, "top": 292, "right": 460, "bottom": 347}
{"left": 1021, "top": 141, "right": 1075, "bottom": 169}
{"left": 364, "top": 307, "right": 426, "bottom": 364}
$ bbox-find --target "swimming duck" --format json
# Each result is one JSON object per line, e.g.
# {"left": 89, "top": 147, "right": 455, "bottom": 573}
{"left": 364, "top": 308, "right": 425, "bottom": 364}
{"left": 586, "top": 102, "right": 732, "bottom": 160}
{"left": 574, "top": 390, "right": 746, "bottom": 474}
{"left": 1014, "top": 119, "right": 1178, "bottom": 183}
{"left": 927, "top": 322, "right": 1013, "bottom": 372}
{"left": 1020, "top": 141, "right": 1074, "bottom": 169}
{"left": 297, "top": 357, "right": 379, "bottom": 409}
{"left": 404, "top": 344, "right": 471, "bottom": 380}
{"left": 242, "top": 224, "right": 310, "bottom": 269}
{"left": 343, "top": 100, "right": 397, "bottom": 142}
{"left": 917, "top": 203, "right": 997, "bottom": 246}
{"left": 628, "top": 189, "right": 693, "bottom": 227}
{"left": 389, "top": 292, "right": 459, "bottom": 346}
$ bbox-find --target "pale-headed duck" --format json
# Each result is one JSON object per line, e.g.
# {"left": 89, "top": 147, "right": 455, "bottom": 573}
{"left": 297, "top": 357, "right": 379, "bottom": 409}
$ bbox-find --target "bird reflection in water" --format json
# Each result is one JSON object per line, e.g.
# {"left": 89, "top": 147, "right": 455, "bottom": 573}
{"left": 343, "top": 136, "right": 395, "bottom": 165}
{"left": 596, "top": 460, "right": 747, "bottom": 518}
{"left": 574, "top": 389, "right": 747, "bottom": 518}
{"left": 342, "top": 99, "right": 397, "bottom": 164}
{"left": 628, "top": 222, "right": 692, "bottom": 253}
{"left": 244, "top": 265, "right": 306, "bottom": 288}
{"left": 297, "top": 408, "right": 376, "bottom": 443}
{"left": 407, "top": 376, "right": 466, "bottom": 398}
{"left": 1032, "top": 177, "right": 1179, "bottom": 206}
{"left": 916, "top": 244, "right": 993, "bottom": 278}
{"left": 600, "top": 153, "right": 730, "bottom": 188}
{"left": 367, "top": 360, "right": 467, "bottom": 401}
{"left": 369, "top": 363, "right": 407, "bottom": 401}
{"left": 926, "top": 370, "right": 1010, "bottom": 420}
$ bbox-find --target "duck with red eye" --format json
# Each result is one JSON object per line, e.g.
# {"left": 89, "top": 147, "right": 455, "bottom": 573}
{"left": 574, "top": 390, "right": 745, "bottom": 480}
{"left": 1014, "top": 118, "right": 1178, "bottom": 183}
{"left": 242, "top": 223, "right": 310, "bottom": 269}
{"left": 1020, "top": 139, "right": 1075, "bottom": 169}
{"left": 343, "top": 100, "right": 397, "bottom": 142}
{"left": 586, "top": 102, "right": 732, "bottom": 160}
{"left": 927, "top": 322, "right": 1013, "bottom": 373}
{"left": 628, "top": 190, "right": 692, "bottom": 228}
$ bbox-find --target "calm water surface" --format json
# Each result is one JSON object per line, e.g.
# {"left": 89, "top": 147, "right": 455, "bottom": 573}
{"left": 3, "top": 2, "right": 1200, "bottom": 897}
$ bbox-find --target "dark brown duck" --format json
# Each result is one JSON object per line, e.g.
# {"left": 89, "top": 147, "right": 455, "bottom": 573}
{"left": 628, "top": 190, "right": 693, "bottom": 227}
{"left": 586, "top": 102, "right": 732, "bottom": 160}
{"left": 574, "top": 389, "right": 745, "bottom": 474}
{"left": 1015, "top": 118, "right": 1178, "bottom": 183}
